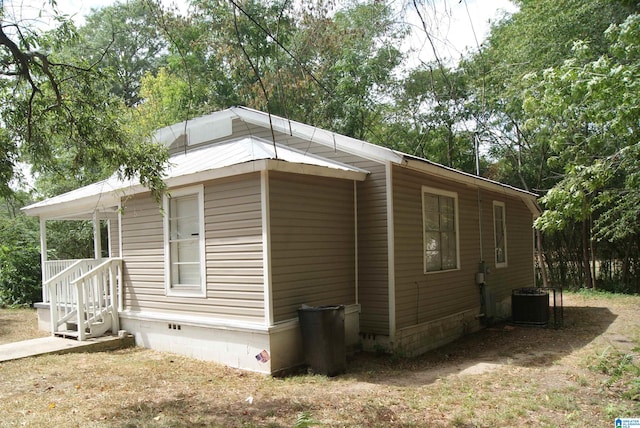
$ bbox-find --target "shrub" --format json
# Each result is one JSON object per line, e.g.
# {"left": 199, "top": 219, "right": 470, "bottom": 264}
{"left": 0, "top": 244, "right": 42, "bottom": 306}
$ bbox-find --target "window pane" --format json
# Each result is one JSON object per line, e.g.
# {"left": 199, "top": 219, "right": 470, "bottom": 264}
{"left": 440, "top": 196, "right": 455, "bottom": 231}
{"left": 177, "top": 240, "right": 198, "bottom": 263}
{"left": 170, "top": 217, "right": 199, "bottom": 240}
{"left": 424, "top": 231, "right": 440, "bottom": 252}
{"left": 425, "top": 230, "right": 442, "bottom": 272}
{"left": 170, "top": 195, "right": 199, "bottom": 239}
{"left": 441, "top": 232, "right": 457, "bottom": 269}
{"left": 424, "top": 194, "right": 440, "bottom": 230}
{"left": 425, "top": 251, "right": 441, "bottom": 272}
{"left": 171, "top": 262, "right": 200, "bottom": 285}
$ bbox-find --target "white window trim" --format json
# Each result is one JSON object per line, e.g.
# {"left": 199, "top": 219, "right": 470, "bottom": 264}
{"left": 163, "top": 185, "right": 206, "bottom": 297}
{"left": 422, "top": 185, "right": 461, "bottom": 274}
{"left": 493, "top": 200, "right": 508, "bottom": 268}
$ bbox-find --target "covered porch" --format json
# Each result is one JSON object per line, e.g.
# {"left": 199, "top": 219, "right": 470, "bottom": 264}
{"left": 27, "top": 189, "right": 125, "bottom": 341}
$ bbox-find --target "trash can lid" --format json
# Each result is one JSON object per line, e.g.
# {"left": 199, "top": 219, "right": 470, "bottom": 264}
{"left": 298, "top": 304, "right": 345, "bottom": 311}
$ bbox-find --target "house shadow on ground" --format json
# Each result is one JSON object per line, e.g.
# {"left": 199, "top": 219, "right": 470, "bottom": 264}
{"left": 342, "top": 305, "right": 618, "bottom": 387}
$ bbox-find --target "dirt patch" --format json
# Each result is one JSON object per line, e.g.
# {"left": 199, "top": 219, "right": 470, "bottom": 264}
{"left": 349, "top": 294, "right": 629, "bottom": 386}
{"left": 0, "top": 292, "right": 639, "bottom": 427}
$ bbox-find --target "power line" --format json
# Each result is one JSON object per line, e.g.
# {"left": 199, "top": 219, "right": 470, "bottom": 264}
{"left": 227, "top": 0, "right": 333, "bottom": 98}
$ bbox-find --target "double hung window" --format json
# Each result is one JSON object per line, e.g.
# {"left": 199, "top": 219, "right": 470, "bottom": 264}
{"left": 164, "top": 185, "right": 205, "bottom": 296}
{"left": 422, "top": 186, "right": 459, "bottom": 273}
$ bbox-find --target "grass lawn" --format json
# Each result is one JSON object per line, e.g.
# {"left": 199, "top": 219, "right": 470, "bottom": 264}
{"left": 0, "top": 292, "right": 639, "bottom": 427}
{"left": 0, "top": 307, "right": 48, "bottom": 344}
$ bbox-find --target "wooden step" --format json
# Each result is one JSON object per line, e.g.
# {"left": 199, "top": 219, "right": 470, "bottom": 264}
{"left": 89, "top": 320, "right": 111, "bottom": 337}
{"left": 54, "top": 330, "right": 80, "bottom": 340}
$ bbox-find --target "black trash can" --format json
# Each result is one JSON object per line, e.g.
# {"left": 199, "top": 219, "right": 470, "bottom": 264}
{"left": 297, "top": 305, "right": 346, "bottom": 376}
{"left": 512, "top": 288, "right": 549, "bottom": 326}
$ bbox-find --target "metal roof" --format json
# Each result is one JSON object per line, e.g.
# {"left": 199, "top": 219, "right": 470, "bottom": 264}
{"left": 227, "top": 107, "right": 540, "bottom": 214}
{"left": 22, "top": 136, "right": 369, "bottom": 219}
{"left": 23, "top": 107, "right": 540, "bottom": 218}
{"left": 166, "top": 136, "right": 369, "bottom": 176}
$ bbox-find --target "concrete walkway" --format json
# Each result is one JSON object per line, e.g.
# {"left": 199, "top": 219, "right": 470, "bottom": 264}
{"left": 0, "top": 335, "right": 135, "bottom": 362}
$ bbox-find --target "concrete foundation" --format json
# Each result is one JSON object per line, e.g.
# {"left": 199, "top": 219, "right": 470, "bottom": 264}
{"left": 118, "top": 304, "right": 361, "bottom": 375}
{"left": 395, "top": 309, "right": 482, "bottom": 357}
{"left": 34, "top": 302, "right": 51, "bottom": 332}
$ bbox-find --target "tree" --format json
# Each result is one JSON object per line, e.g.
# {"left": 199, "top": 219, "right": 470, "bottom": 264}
{"left": 303, "top": 0, "right": 405, "bottom": 141}
{"left": 74, "top": 0, "right": 170, "bottom": 107}
{"left": 452, "top": 0, "right": 640, "bottom": 289}
{"left": 0, "top": 1, "right": 168, "bottom": 200}
{"left": 462, "top": 0, "right": 640, "bottom": 192}
{"left": 0, "top": 193, "right": 41, "bottom": 306}
{"left": 386, "top": 64, "right": 477, "bottom": 173}
{"left": 528, "top": 14, "right": 640, "bottom": 290}
{"left": 179, "top": 0, "right": 405, "bottom": 141}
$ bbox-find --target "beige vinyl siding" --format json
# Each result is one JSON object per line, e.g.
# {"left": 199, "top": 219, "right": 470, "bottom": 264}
{"left": 269, "top": 171, "right": 356, "bottom": 322}
{"left": 356, "top": 163, "right": 389, "bottom": 335}
{"left": 392, "top": 165, "right": 535, "bottom": 329}
{"left": 121, "top": 194, "right": 165, "bottom": 311}
{"left": 204, "top": 174, "right": 264, "bottom": 322}
{"left": 121, "top": 173, "right": 265, "bottom": 323}
{"left": 483, "top": 194, "right": 535, "bottom": 303}
{"left": 231, "top": 120, "right": 390, "bottom": 334}
{"left": 393, "top": 165, "right": 480, "bottom": 329}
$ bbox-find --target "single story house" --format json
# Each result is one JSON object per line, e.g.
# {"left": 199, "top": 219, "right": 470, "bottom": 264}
{"left": 23, "top": 107, "right": 540, "bottom": 375}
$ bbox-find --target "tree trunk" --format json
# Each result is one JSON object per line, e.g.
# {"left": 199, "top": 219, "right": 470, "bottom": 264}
{"left": 582, "top": 218, "right": 593, "bottom": 289}
{"left": 590, "top": 223, "right": 597, "bottom": 291}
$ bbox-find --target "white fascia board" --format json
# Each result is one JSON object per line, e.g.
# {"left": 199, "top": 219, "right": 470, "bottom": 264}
{"left": 23, "top": 193, "right": 122, "bottom": 220}
{"left": 263, "top": 159, "right": 368, "bottom": 181}
{"left": 231, "top": 106, "right": 404, "bottom": 165}
{"left": 402, "top": 158, "right": 540, "bottom": 217}
{"left": 523, "top": 198, "right": 542, "bottom": 219}
{"left": 163, "top": 159, "right": 368, "bottom": 189}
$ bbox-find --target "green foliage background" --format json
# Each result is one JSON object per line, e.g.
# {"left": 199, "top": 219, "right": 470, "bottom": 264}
{"left": 0, "top": 207, "right": 41, "bottom": 306}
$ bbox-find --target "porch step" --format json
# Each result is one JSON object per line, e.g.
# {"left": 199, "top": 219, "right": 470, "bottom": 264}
{"left": 88, "top": 320, "right": 111, "bottom": 337}
{"left": 54, "top": 330, "right": 80, "bottom": 339}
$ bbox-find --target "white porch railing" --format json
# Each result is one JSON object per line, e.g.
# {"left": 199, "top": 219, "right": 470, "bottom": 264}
{"left": 42, "top": 259, "right": 95, "bottom": 302}
{"left": 45, "top": 258, "right": 122, "bottom": 341}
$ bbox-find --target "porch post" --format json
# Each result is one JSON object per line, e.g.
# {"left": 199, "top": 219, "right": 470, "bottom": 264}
{"left": 39, "top": 217, "right": 48, "bottom": 302}
{"left": 93, "top": 210, "right": 102, "bottom": 260}
{"left": 106, "top": 218, "right": 112, "bottom": 258}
